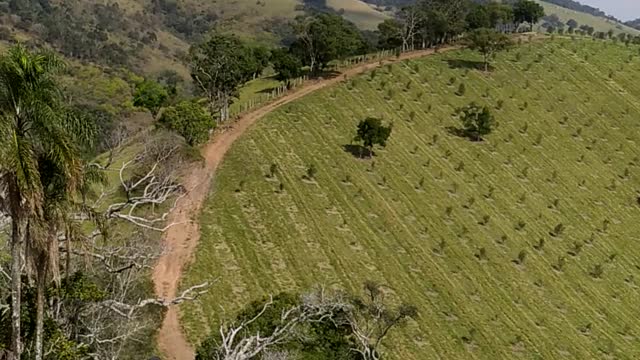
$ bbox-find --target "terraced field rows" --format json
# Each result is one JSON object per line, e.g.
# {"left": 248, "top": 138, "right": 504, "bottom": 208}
{"left": 182, "top": 38, "right": 640, "bottom": 359}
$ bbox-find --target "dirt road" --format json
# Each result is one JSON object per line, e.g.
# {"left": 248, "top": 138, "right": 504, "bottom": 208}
{"left": 152, "top": 46, "right": 455, "bottom": 360}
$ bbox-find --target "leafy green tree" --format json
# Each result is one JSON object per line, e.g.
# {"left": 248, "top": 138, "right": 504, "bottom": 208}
{"left": 190, "top": 34, "right": 258, "bottom": 122}
{"left": 354, "top": 117, "right": 393, "bottom": 157}
{"left": 566, "top": 19, "right": 578, "bottom": 29}
{"left": 466, "top": 4, "right": 491, "bottom": 30}
{"left": 290, "top": 13, "right": 365, "bottom": 73}
{"left": 270, "top": 48, "right": 303, "bottom": 85}
{"left": 580, "top": 24, "right": 595, "bottom": 36}
{"left": 416, "top": 0, "right": 468, "bottom": 44}
{"left": 513, "top": 0, "right": 545, "bottom": 30}
{"left": 455, "top": 102, "right": 496, "bottom": 141}
{"left": 243, "top": 46, "right": 271, "bottom": 80}
{"left": 487, "top": 2, "right": 514, "bottom": 28}
{"left": 0, "top": 44, "right": 85, "bottom": 360}
{"left": 133, "top": 79, "right": 168, "bottom": 117}
{"left": 159, "top": 101, "right": 214, "bottom": 146}
{"left": 377, "top": 18, "right": 404, "bottom": 49}
{"left": 467, "top": 28, "right": 513, "bottom": 71}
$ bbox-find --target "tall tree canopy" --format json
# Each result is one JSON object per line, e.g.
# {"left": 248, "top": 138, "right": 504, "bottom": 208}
{"left": 190, "top": 34, "right": 262, "bottom": 122}
{"left": 0, "top": 44, "right": 87, "bottom": 360}
{"left": 467, "top": 28, "right": 513, "bottom": 71}
{"left": 513, "top": 0, "right": 545, "bottom": 30}
{"left": 290, "top": 13, "right": 365, "bottom": 73}
{"left": 270, "top": 48, "right": 303, "bottom": 84}
{"left": 133, "top": 79, "right": 168, "bottom": 117}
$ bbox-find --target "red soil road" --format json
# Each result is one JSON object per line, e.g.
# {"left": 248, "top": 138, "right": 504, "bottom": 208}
{"left": 152, "top": 46, "right": 456, "bottom": 360}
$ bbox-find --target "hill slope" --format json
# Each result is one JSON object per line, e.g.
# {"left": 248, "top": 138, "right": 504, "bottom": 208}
{"left": 536, "top": 0, "right": 640, "bottom": 35}
{"left": 182, "top": 38, "right": 640, "bottom": 359}
{"left": 326, "top": 0, "right": 390, "bottom": 30}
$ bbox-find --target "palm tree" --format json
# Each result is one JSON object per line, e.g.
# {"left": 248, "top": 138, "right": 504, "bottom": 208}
{"left": 0, "top": 44, "right": 82, "bottom": 360}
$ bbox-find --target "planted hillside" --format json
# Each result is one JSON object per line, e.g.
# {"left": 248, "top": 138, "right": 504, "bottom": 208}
{"left": 182, "top": 37, "right": 640, "bottom": 359}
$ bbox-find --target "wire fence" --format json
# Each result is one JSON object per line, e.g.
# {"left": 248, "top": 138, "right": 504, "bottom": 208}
{"left": 228, "top": 49, "right": 402, "bottom": 119}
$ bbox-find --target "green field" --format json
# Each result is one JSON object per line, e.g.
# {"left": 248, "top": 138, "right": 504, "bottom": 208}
{"left": 182, "top": 37, "right": 640, "bottom": 359}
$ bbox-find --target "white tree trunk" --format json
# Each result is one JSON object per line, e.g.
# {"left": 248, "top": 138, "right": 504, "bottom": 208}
{"left": 35, "top": 265, "right": 46, "bottom": 360}
{"left": 10, "top": 216, "right": 26, "bottom": 360}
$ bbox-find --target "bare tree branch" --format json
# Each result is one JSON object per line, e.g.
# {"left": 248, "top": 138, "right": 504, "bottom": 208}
{"left": 101, "top": 282, "right": 210, "bottom": 319}
{"left": 213, "top": 288, "right": 350, "bottom": 360}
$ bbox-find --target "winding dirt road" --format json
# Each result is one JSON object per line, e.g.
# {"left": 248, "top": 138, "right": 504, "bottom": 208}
{"left": 152, "top": 46, "right": 455, "bottom": 360}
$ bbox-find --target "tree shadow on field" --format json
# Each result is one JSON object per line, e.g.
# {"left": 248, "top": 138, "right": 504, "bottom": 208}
{"left": 446, "top": 126, "right": 484, "bottom": 142}
{"left": 257, "top": 86, "right": 279, "bottom": 94}
{"left": 343, "top": 144, "right": 374, "bottom": 158}
{"left": 446, "top": 59, "right": 493, "bottom": 71}
{"left": 315, "top": 69, "right": 341, "bottom": 80}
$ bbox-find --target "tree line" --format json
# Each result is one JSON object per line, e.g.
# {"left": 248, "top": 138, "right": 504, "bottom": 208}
{"left": 171, "top": 0, "right": 544, "bottom": 127}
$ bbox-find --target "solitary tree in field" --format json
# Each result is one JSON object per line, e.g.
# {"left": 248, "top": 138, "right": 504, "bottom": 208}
{"left": 467, "top": 28, "right": 513, "bottom": 71}
{"left": 455, "top": 102, "right": 496, "bottom": 141}
{"left": 353, "top": 117, "right": 392, "bottom": 157}
{"left": 513, "top": 0, "right": 545, "bottom": 31}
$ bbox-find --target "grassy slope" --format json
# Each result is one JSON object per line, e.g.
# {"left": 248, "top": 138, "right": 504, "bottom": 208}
{"left": 182, "top": 37, "right": 640, "bottom": 359}
{"left": 538, "top": 0, "right": 640, "bottom": 35}
{"left": 326, "top": 0, "right": 389, "bottom": 30}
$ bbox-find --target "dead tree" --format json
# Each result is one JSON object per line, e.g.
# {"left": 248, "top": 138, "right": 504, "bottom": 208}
{"left": 46, "top": 134, "right": 195, "bottom": 360}
{"left": 345, "top": 281, "right": 418, "bottom": 360}
{"left": 97, "top": 141, "right": 186, "bottom": 231}
{"left": 399, "top": 6, "right": 420, "bottom": 52}
{"left": 212, "top": 289, "right": 349, "bottom": 360}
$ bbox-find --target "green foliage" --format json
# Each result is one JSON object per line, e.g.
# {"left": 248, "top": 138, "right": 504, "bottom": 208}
{"left": 466, "top": 3, "right": 491, "bottom": 30}
{"left": 159, "top": 101, "right": 214, "bottom": 146}
{"left": 467, "top": 28, "right": 513, "bottom": 71}
{"left": 455, "top": 102, "right": 496, "bottom": 141}
{"left": 190, "top": 34, "right": 265, "bottom": 119}
{"left": 196, "top": 292, "right": 356, "bottom": 360}
{"left": 513, "top": 0, "right": 545, "bottom": 28}
{"left": 377, "top": 18, "right": 404, "bottom": 49}
{"left": 290, "top": 13, "right": 366, "bottom": 73}
{"left": 486, "top": 2, "right": 514, "bottom": 28}
{"left": 133, "top": 79, "right": 169, "bottom": 117}
{"left": 354, "top": 117, "right": 393, "bottom": 156}
{"left": 271, "top": 48, "right": 303, "bottom": 82}
{"left": 0, "top": 273, "right": 100, "bottom": 358}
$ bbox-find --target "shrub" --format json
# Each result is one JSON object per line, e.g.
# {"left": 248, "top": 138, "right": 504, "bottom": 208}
{"left": 159, "top": 101, "right": 214, "bottom": 146}
{"left": 455, "top": 102, "right": 496, "bottom": 141}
